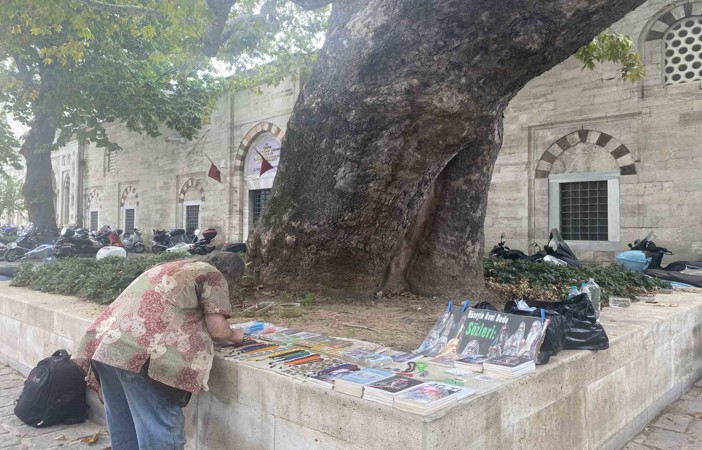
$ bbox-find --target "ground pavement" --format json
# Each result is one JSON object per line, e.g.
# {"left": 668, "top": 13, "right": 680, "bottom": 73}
{"left": 623, "top": 379, "right": 702, "bottom": 450}
{"left": 0, "top": 363, "right": 107, "bottom": 449}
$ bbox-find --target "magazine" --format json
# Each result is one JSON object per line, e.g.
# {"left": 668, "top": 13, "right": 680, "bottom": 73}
{"left": 394, "top": 381, "right": 475, "bottom": 415}
{"left": 334, "top": 368, "right": 394, "bottom": 397}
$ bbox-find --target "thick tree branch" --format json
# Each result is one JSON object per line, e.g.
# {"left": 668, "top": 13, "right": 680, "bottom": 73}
{"left": 75, "top": 0, "right": 163, "bottom": 18}
{"left": 11, "top": 54, "right": 35, "bottom": 91}
{"left": 289, "top": 0, "right": 332, "bottom": 10}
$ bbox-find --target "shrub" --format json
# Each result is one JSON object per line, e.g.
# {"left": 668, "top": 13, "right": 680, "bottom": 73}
{"left": 483, "top": 258, "right": 671, "bottom": 302}
{"left": 11, "top": 253, "right": 188, "bottom": 304}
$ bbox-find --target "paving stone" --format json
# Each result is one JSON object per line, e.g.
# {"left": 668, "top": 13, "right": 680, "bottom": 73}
{"left": 623, "top": 442, "right": 654, "bottom": 450}
{"left": 643, "top": 429, "right": 689, "bottom": 450}
{"left": 0, "top": 432, "right": 20, "bottom": 449}
{"left": 654, "top": 413, "right": 693, "bottom": 433}
{"left": 0, "top": 363, "right": 106, "bottom": 450}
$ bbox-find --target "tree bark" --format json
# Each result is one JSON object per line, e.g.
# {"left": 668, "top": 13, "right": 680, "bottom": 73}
{"left": 248, "top": 0, "right": 647, "bottom": 297}
{"left": 22, "top": 114, "right": 58, "bottom": 236}
{"left": 21, "top": 67, "right": 59, "bottom": 236}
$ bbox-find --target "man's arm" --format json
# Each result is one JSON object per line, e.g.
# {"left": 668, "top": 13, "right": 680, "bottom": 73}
{"left": 205, "top": 313, "right": 244, "bottom": 342}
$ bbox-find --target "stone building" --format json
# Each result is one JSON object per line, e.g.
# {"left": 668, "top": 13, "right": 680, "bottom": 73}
{"left": 486, "top": 0, "right": 702, "bottom": 263}
{"left": 51, "top": 76, "right": 300, "bottom": 244}
{"left": 48, "top": 0, "right": 702, "bottom": 262}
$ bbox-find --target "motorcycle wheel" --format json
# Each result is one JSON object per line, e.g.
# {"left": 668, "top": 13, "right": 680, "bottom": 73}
{"left": 4, "top": 249, "right": 20, "bottom": 262}
{"left": 152, "top": 245, "right": 165, "bottom": 254}
{"left": 134, "top": 243, "right": 145, "bottom": 254}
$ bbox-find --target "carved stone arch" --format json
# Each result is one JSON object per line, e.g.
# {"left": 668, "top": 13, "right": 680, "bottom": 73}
{"left": 120, "top": 185, "right": 140, "bottom": 207}
{"left": 642, "top": 1, "right": 702, "bottom": 43}
{"left": 232, "top": 122, "right": 285, "bottom": 173}
{"left": 535, "top": 129, "right": 636, "bottom": 178}
{"left": 177, "top": 178, "right": 205, "bottom": 203}
{"left": 86, "top": 189, "right": 102, "bottom": 209}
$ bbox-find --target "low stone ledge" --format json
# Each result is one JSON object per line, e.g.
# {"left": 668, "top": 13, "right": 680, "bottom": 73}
{"left": 1, "top": 284, "right": 702, "bottom": 449}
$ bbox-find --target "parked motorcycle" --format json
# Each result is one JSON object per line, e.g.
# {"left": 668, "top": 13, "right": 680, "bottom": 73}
{"left": 489, "top": 228, "right": 581, "bottom": 267}
{"left": 4, "top": 223, "right": 48, "bottom": 262}
{"left": 616, "top": 232, "right": 702, "bottom": 287}
{"left": 122, "top": 228, "right": 145, "bottom": 253}
{"left": 166, "top": 228, "right": 218, "bottom": 255}
{"left": 151, "top": 228, "right": 188, "bottom": 253}
{"left": 54, "top": 227, "right": 103, "bottom": 258}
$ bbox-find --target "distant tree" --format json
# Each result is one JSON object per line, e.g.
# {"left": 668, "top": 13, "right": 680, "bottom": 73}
{"left": 0, "top": 176, "right": 25, "bottom": 224}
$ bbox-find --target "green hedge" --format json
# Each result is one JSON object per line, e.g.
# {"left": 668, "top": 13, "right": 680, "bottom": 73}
{"left": 484, "top": 258, "right": 671, "bottom": 302}
{"left": 10, "top": 253, "right": 188, "bottom": 304}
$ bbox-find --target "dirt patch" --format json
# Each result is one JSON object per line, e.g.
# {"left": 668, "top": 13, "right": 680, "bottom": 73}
{"left": 229, "top": 288, "right": 507, "bottom": 352}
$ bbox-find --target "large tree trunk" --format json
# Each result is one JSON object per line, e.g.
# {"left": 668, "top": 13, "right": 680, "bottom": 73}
{"left": 248, "top": 0, "right": 646, "bottom": 297}
{"left": 22, "top": 113, "right": 58, "bottom": 236}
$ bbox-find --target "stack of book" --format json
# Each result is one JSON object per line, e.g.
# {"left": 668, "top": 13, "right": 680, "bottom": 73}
{"left": 394, "top": 381, "right": 475, "bottom": 416}
{"left": 308, "top": 363, "right": 361, "bottom": 390}
{"left": 362, "top": 376, "right": 424, "bottom": 406}
{"left": 334, "top": 368, "right": 394, "bottom": 397}
{"left": 454, "top": 355, "right": 489, "bottom": 373}
{"left": 482, "top": 355, "right": 535, "bottom": 378}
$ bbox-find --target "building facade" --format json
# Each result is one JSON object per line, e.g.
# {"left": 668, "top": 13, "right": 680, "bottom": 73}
{"left": 47, "top": 0, "right": 702, "bottom": 262}
{"left": 51, "top": 76, "right": 300, "bottom": 244}
{"left": 487, "top": 0, "right": 702, "bottom": 263}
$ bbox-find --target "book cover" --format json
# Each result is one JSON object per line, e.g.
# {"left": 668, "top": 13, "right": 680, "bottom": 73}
{"left": 337, "top": 368, "right": 394, "bottom": 385}
{"left": 396, "top": 381, "right": 467, "bottom": 405}
{"left": 366, "top": 376, "right": 423, "bottom": 394}
{"left": 483, "top": 355, "right": 532, "bottom": 369}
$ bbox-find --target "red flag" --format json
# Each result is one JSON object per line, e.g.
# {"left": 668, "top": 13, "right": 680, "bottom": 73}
{"left": 257, "top": 151, "right": 274, "bottom": 176}
{"left": 207, "top": 162, "right": 222, "bottom": 182}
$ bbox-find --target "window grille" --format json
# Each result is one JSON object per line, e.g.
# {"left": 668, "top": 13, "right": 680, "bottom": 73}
{"left": 664, "top": 17, "right": 702, "bottom": 85}
{"left": 185, "top": 205, "right": 200, "bottom": 231}
{"left": 124, "top": 208, "right": 135, "bottom": 231}
{"left": 251, "top": 189, "right": 271, "bottom": 224}
{"left": 90, "top": 211, "right": 99, "bottom": 232}
{"left": 559, "top": 181, "right": 608, "bottom": 241}
{"left": 106, "top": 150, "right": 117, "bottom": 172}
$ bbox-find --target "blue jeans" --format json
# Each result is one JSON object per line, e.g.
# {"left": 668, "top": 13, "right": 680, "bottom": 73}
{"left": 93, "top": 361, "right": 185, "bottom": 450}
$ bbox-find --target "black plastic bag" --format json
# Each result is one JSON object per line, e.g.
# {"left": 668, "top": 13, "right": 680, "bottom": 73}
{"left": 503, "top": 302, "right": 566, "bottom": 364}
{"left": 473, "top": 301, "right": 498, "bottom": 311}
{"left": 506, "top": 293, "right": 609, "bottom": 352}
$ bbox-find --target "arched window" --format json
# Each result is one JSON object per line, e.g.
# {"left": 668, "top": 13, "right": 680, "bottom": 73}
{"left": 663, "top": 17, "right": 702, "bottom": 85}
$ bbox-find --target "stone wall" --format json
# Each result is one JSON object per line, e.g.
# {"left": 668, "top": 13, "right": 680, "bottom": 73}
{"left": 2, "top": 283, "right": 702, "bottom": 449}
{"left": 487, "top": 0, "right": 702, "bottom": 263}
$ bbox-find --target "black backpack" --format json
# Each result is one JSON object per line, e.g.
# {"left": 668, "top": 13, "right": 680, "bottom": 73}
{"left": 14, "top": 349, "right": 87, "bottom": 427}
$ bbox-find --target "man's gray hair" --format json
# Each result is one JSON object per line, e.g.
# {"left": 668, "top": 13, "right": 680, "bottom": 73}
{"left": 204, "top": 251, "right": 245, "bottom": 287}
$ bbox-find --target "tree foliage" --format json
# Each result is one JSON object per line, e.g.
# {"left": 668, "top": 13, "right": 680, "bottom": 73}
{"left": 0, "top": 175, "right": 25, "bottom": 221}
{"left": 0, "top": 115, "right": 21, "bottom": 178}
{"left": 575, "top": 29, "right": 645, "bottom": 82}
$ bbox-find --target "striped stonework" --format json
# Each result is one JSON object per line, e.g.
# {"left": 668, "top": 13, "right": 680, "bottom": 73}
{"left": 119, "top": 185, "right": 139, "bottom": 207}
{"left": 85, "top": 190, "right": 102, "bottom": 210}
{"left": 535, "top": 130, "right": 637, "bottom": 179}
{"left": 177, "top": 178, "right": 205, "bottom": 203}
{"left": 645, "top": 1, "right": 702, "bottom": 41}
{"left": 233, "top": 122, "right": 285, "bottom": 173}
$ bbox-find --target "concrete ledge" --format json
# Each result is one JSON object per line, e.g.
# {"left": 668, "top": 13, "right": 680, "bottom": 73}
{"left": 1, "top": 284, "right": 701, "bottom": 449}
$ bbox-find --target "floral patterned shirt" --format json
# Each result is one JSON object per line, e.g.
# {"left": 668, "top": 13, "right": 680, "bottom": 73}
{"left": 73, "top": 259, "right": 232, "bottom": 394}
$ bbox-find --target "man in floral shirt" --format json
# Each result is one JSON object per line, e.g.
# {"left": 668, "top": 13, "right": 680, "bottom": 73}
{"left": 73, "top": 252, "right": 244, "bottom": 450}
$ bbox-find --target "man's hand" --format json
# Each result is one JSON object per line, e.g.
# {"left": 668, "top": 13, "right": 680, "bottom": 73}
{"left": 229, "top": 327, "right": 244, "bottom": 344}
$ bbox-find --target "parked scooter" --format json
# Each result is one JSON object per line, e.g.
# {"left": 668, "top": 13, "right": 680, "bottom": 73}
{"left": 616, "top": 232, "right": 702, "bottom": 286}
{"left": 122, "top": 228, "right": 145, "bottom": 253}
{"left": 489, "top": 228, "right": 581, "bottom": 267}
{"left": 3, "top": 223, "right": 47, "bottom": 262}
{"left": 151, "top": 228, "right": 189, "bottom": 253}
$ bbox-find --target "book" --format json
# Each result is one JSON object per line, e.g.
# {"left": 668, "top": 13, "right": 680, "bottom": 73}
{"left": 454, "top": 355, "right": 489, "bottom": 373}
{"left": 308, "top": 364, "right": 361, "bottom": 389}
{"left": 394, "top": 381, "right": 475, "bottom": 416}
{"left": 415, "top": 302, "right": 464, "bottom": 357}
{"left": 334, "top": 368, "right": 395, "bottom": 397}
{"left": 482, "top": 355, "right": 535, "bottom": 378}
{"left": 363, "top": 376, "right": 424, "bottom": 406}
{"left": 339, "top": 348, "right": 393, "bottom": 368}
